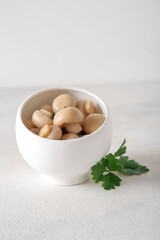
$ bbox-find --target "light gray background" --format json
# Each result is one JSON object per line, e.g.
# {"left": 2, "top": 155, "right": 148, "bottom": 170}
{"left": 0, "top": 0, "right": 160, "bottom": 87}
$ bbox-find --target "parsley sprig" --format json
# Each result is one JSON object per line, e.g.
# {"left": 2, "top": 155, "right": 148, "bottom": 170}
{"left": 91, "top": 139, "right": 149, "bottom": 190}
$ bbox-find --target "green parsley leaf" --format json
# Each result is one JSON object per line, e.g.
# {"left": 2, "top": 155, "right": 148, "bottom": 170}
{"left": 91, "top": 155, "right": 122, "bottom": 189}
{"left": 91, "top": 162, "right": 105, "bottom": 183}
{"left": 102, "top": 173, "right": 121, "bottom": 190}
{"left": 101, "top": 157, "right": 107, "bottom": 168}
{"left": 105, "top": 153, "right": 122, "bottom": 172}
{"left": 117, "top": 156, "right": 149, "bottom": 175}
{"left": 114, "top": 139, "right": 126, "bottom": 157}
{"left": 90, "top": 139, "right": 149, "bottom": 190}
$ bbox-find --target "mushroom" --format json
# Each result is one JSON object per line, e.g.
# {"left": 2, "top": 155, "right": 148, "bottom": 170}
{"left": 52, "top": 94, "right": 76, "bottom": 113}
{"left": 32, "top": 110, "right": 53, "bottom": 128}
{"left": 39, "top": 124, "right": 51, "bottom": 138}
{"left": 40, "top": 109, "right": 52, "bottom": 117}
{"left": 40, "top": 109, "right": 51, "bottom": 116}
{"left": 64, "top": 123, "right": 82, "bottom": 134}
{"left": 47, "top": 125, "right": 62, "bottom": 140}
{"left": 30, "top": 128, "right": 40, "bottom": 135}
{"left": 54, "top": 107, "right": 84, "bottom": 127}
{"left": 24, "top": 119, "right": 35, "bottom": 129}
{"left": 76, "top": 100, "right": 87, "bottom": 117}
{"left": 84, "top": 101, "right": 95, "bottom": 115}
{"left": 41, "top": 104, "right": 53, "bottom": 113}
{"left": 83, "top": 113, "right": 105, "bottom": 133}
{"left": 61, "top": 133, "right": 79, "bottom": 140}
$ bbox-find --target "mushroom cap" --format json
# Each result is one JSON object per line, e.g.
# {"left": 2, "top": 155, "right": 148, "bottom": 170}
{"left": 83, "top": 113, "right": 105, "bottom": 134}
{"left": 61, "top": 133, "right": 79, "bottom": 140}
{"left": 39, "top": 124, "right": 51, "bottom": 138}
{"left": 52, "top": 94, "right": 76, "bottom": 113}
{"left": 47, "top": 125, "right": 62, "bottom": 140}
{"left": 76, "top": 100, "right": 87, "bottom": 117}
{"left": 24, "top": 120, "right": 35, "bottom": 129}
{"left": 32, "top": 110, "right": 53, "bottom": 128}
{"left": 84, "top": 101, "right": 95, "bottom": 115}
{"left": 30, "top": 128, "right": 40, "bottom": 135}
{"left": 65, "top": 123, "right": 82, "bottom": 134}
{"left": 41, "top": 104, "right": 53, "bottom": 114}
{"left": 54, "top": 107, "right": 84, "bottom": 127}
{"left": 40, "top": 109, "right": 52, "bottom": 117}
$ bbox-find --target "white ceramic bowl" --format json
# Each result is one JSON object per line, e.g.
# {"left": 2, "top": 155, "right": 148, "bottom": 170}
{"left": 15, "top": 87, "right": 112, "bottom": 185}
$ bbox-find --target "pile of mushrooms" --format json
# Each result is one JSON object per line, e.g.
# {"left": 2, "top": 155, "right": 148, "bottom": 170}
{"left": 24, "top": 94, "right": 105, "bottom": 140}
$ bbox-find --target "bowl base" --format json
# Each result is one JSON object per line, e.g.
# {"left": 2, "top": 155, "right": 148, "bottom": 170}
{"left": 43, "top": 173, "right": 89, "bottom": 186}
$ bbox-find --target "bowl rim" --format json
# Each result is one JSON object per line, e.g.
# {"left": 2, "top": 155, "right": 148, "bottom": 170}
{"left": 18, "top": 87, "right": 110, "bottom": 142}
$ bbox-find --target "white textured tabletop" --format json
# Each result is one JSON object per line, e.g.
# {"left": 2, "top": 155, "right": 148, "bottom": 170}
{"left": 0, "top": 82, "right": 160, "bottom": 240}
